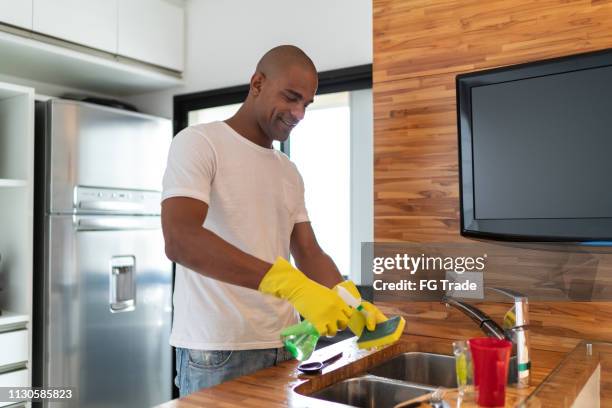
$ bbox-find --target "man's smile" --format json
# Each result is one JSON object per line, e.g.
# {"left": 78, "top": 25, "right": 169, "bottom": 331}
{"left": 279, "top": 117, "right": 298, "bottom": 128}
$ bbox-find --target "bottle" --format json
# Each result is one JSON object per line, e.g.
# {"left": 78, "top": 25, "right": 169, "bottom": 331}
{"left": 280, "top": 320, "right": 319, "bottom": 361}
{"left": 281, "top": 285, "right": 367, "bottom": 360}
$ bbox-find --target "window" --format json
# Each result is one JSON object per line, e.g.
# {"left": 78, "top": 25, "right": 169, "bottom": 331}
{"left": 175, "top": 65, "right": 372, "bottom": 283}
{"left": 288, "top": 92, "right": 351, "bottom": 274}
{"left": 187, "top": 103, "right": 281, "bottom": 151}
{"left": 188, "top": 103, "right": 241, "bottom": 124}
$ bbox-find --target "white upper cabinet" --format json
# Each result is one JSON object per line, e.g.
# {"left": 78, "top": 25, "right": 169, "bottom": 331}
{"left": 0, "top": 0, "right": 33, "bottom": 30}
{"left": 33, "top": 0, "right": 118, "bottom": 54}
{"left": 118, "top": 0, "right": 184, "bottom": 72}
{"left": 1, "top": 0, "right": 185, "bottom": 75}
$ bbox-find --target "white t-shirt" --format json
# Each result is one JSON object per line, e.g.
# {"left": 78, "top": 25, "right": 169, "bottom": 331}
{"left": 161, "top": 121, "right": 308, "bottom": 350}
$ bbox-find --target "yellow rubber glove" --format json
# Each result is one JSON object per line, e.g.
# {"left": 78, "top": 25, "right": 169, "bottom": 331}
{"left": 360, "top": 301, "right": 389, "bottom": 331}
{"left": 259, "top": 257, "right": 353, "bottom": 336}
{"left": 334, "top": 280, "right": 388, "bottom": 331}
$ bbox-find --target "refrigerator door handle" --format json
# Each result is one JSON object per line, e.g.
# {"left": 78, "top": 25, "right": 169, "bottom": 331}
{"left": 74, "top": 216, "right": 160, "bottom": 231}
{"left": 110, "top": 256, "right": 136, "bottom": 313}
{"left": 78, "top": 200, "right": 145, "bottom": 213}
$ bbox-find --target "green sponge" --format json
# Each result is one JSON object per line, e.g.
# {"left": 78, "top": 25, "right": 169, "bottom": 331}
{"left": 356, "top": 315, "right": 406, "bottom": 349}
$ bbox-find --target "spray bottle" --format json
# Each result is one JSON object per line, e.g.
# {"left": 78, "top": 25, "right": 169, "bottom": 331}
{"left": 280, "top": 286, "right": 367, "bottom": 361}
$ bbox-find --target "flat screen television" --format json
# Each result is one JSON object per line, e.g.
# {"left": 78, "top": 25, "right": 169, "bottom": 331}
{"left": 457, "top": 49, "right": 612, "bottom": 241}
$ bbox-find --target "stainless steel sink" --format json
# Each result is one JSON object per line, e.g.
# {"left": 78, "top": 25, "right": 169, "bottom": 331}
{"left": 305, "top": 351, "right": 518, "bottom": 407}
{"left": 310, "top": 374, "right": 436, "bottom": 408}
{"left": 367, "top": 352, "right": 518, "bottom": 387}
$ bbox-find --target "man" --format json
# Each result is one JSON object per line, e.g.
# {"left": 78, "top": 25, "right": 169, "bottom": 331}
{"left": 161, "top": 45, "right": 386, "bottom": 396}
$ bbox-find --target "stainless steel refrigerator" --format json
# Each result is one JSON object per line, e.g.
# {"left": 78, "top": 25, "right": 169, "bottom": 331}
{"left": 33, "top": 99, "right": 173, "bottom": 407}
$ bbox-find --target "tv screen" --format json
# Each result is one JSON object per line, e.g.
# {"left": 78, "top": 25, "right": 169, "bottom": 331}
{"left": 457, "top": 49, "right": 612, "bottom": 241}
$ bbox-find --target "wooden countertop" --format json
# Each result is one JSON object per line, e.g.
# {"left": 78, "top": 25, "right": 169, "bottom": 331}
{"left": 155, "top": 334, "right": 596, "bottom": 408}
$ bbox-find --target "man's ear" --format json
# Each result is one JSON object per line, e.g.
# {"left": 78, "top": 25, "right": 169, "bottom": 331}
{"left": 250, "top": 72, "right": 265, "bottom": 97}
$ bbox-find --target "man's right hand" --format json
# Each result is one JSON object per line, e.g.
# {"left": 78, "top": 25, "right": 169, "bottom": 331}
{"left": 259, "top": 257, "right": 353, "bottom": 336}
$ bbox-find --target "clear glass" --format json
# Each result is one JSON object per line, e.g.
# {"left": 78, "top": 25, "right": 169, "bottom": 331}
{"left": 525, "top": 340, "right": 608, "bottom": 407}
{"left": 453, "top": 340, "right": 473, "bottom": 395}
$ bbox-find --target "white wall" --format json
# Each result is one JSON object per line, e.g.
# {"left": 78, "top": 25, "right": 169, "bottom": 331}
{"left": 125, "top": 0, "right": 373, "bottom": 118}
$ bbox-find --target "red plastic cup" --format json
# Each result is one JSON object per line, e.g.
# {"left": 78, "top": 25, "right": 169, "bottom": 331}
{"left": 469, "top": 337, "right": 512, "bottom": 407}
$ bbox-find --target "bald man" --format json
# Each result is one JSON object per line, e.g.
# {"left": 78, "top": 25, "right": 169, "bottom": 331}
{"left": 161, "top": 45, "right": 386, "bottom": 395}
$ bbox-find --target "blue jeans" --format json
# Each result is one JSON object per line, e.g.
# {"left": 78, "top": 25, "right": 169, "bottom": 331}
{"left": 174, "top": 347, "right": 294, "bottom": 397}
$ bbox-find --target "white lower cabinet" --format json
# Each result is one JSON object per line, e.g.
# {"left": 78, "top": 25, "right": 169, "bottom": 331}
{"left": 0, "top": 331, "right": 28, "bottom": 367}
{"left": 0, "top": 369, "right": 29, "bottom": 407}
{"left": 0, "top": 368, "right": 28, "bottom": 387}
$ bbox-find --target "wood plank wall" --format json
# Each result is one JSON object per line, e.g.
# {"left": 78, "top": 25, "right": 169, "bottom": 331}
{"left": 372, "top": 0, "right": 612, "bottom": 352}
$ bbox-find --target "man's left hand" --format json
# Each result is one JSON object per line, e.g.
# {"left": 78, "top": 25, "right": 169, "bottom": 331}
{"left": 333, "top": 280, "right": 388, "bottom": 331}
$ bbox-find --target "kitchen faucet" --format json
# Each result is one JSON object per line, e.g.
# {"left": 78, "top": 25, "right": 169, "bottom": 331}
{"left": 443, "top": 287, "right": 530, "bottom": 388}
